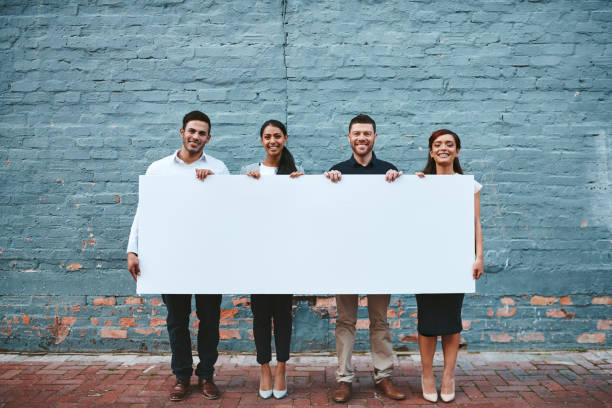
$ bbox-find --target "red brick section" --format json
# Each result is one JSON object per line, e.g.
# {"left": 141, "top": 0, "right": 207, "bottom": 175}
{"left": 0, "top": 351, "right": 610, "bottom": 407}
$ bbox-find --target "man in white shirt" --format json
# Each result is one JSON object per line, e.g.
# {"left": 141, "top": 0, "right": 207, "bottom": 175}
{"left": 127, "top": 111, "right": 229, "bottom": 402}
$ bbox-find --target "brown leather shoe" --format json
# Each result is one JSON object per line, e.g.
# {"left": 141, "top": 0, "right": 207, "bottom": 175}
{"left": 332, "top": 381, "right": 352, "bottom": 403}
{"left": 198, "top": 378, "right": 220, "bottom": 400}
{"left": 375, "top": 377, "right": 405, "bottom": 400}
{"left": 169, "top": 379, "right": 190, "bottom": 401}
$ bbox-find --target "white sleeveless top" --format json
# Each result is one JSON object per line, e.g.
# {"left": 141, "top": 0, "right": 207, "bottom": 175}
{"left": 259, "top": 163, "right": 278, "bottom": 175}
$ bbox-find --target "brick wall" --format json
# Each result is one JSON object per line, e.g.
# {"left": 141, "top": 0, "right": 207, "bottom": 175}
{"left": 0, "top": 0, "right": 610, "bottom": 352}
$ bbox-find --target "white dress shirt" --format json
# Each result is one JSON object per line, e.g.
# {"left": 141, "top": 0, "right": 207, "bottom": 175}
{"left": 127, "top": 150, "right": 229, "bottom": 254}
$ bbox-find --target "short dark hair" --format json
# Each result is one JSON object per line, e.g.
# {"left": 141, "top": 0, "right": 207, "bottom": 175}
{"left": 349, "top": 114, "right": 376, "bottom": 133}
{"left": 182, "top": 111, "right": 211, "bottom": 131}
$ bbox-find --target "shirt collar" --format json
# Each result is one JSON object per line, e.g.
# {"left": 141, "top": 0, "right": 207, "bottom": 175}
{"left": 350, "top": 151, "right": 377, "bottom": 168}
{"left": 173, "top": 149, "right": 207, "bottom": 165}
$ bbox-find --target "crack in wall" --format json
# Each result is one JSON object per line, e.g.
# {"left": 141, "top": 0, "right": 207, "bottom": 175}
{"left": 281, "top": 0, "right": 289, "bottom": 127}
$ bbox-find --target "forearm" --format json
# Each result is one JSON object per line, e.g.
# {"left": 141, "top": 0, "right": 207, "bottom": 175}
{"left": 474, "top": 218, "right": 483, "bottom": 260}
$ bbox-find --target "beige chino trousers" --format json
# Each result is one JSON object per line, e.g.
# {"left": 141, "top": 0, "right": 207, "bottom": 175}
{"left": 335, "top": 294, "right": 394, "bottom": 383}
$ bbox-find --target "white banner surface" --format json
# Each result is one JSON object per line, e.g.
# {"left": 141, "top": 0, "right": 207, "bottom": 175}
{"left": 136, "top": 175, "right": 476, "bottom": 294}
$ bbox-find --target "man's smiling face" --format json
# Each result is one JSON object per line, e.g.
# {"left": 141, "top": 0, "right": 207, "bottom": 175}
{"left": 348, "top": 123, "right": 377, "bottom": 159}
{"left": 180, "top": 120, "right": 210, "bottom": 155}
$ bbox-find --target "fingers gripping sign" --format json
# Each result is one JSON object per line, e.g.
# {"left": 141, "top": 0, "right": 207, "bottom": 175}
{"left": 127, "top": 252, "right": 140, "bottom": 281}
{"left": 324, "top": 170, "right": 342, "bottom": 183}
{"left": 246, "top": 170, "right": 261, "bottom": 179}
{"left": 195, "top": 168, "right": 215, "bottom": 180}
{"left": 385, "top": 169, "right": 403, "bottom": 182}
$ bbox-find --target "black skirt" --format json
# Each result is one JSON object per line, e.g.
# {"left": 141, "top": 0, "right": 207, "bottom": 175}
{"left": 416, "top": 294, "right": 464, "bottom": 337}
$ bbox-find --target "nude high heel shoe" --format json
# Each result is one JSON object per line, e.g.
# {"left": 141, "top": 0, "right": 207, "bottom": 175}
{"left": 258, "top": 388, "right": 273, "bottom": 399}
{"left": 440, "top": 378, "right": 455, "bottom": 402}
{"left": 272, "top": 374, "right": 287, "bottom": 399}
{"left": 259, "top": 367, "right": 272, "bottom": 399}
{"left": 421, "top": 375, "right": 438, "bottom": 403}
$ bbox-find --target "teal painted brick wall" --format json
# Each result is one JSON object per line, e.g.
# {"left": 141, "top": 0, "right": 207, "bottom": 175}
{"left": 0, "top": 0, "right": 610, "bottom": 352}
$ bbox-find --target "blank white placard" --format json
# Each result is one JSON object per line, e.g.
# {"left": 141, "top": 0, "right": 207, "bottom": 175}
{"left": 136, "top": 175, "right": 476, "bottom": 294}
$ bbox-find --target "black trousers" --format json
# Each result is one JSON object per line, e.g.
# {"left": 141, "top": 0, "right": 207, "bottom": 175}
{"left": 250, "top": 294, "right": 293, "bottom": 365}
{"left": 162, "top": 294, "right": 221, "bottom": 381}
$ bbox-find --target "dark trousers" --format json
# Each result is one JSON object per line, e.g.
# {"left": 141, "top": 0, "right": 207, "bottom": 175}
{"left": 250, "top": 294, "right": 293, "bottom": 365}
{"left": 162, "top": 294, "right": 221, "bottom": 381}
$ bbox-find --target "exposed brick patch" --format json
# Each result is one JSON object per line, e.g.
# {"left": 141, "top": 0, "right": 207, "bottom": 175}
{"left": 120, "top": 318, "right": 135, "bottom": 327}
{"left": 220, "top": 319, "right": 238, "bottom": 327}
{"left": 576, "top": 333, "right": 605, "bottom": 343}
{"left": 496, "top": 307, "right": 516, "bottom": 317}
{"left": 149, "top": 318, "right": 165, "bottom": 327}
{"left": 125, "top": 297, "right": 143, "bottom": 305}
{"left": 462, "top": 320, "right": 471, "bottom": 330}
{"left": 560, "top": 296, "right": 572, "bottom": 305}
{"left": 134, "top": 328, "right": 159, "bottom": 336}
{"left": 93, "top": 296, "right": 116, "bottom": 306}
{"left": 46, "top": 316, "right": 70, "bottom": 345}
{"left": 232, "top": 297, "right": 249, "bottom": 307}
{"left": 399, "top": 333, "right": 418, "bottom": 342}
{"left": 592, "top": 296, "right": 612, "bottom": 305}
{"left": 490, "top": 333, "right": 513, "bottom": 342}
{"left": 149, "top": 297, "right": 163, "bottom": 306}
{"left": 410, "top": 311, "right": 417, "bottom": 318}
{"left": 220, "top": 329, "right": 240, "bottom": 340}
{"left": 100, "top": 329, "right": 127, "bottom": 339}
{"left": 220, "top": 309, "right": 238, "bottom": 319}
{"left": 530, "top": 295, "right": 558, "bottom": 306}
{"left": 487, "top": 308, "right": 494, "bottom": 317}
{"left": 66, "top": 262, "right": 83, "bottom": 271}
{"left": 90, "top": 317, "right": 98, "bottom": 325}
{"left": 500, "top": 297, "right": 515, "bottom": 306}
{"left": 61, "top": 316, "right": 77, "bottom": 326}
{"left": 389, "top": 319, "right": 400, "bottom": 329}
{"left": 315, "top": 297, "right": 335, "bottom": 307}
{"left": 387, "top": 309, "right": 397, "bottom": 318}
{"left": 21, "top": 315, "right": 30, "bottom": 325}
{"left": 358, "top": 297, "right": 368, "bottom": 306}
{"left": 518, "top": 333, "right": 545, "bottom": 342}
{"left": 546, "top": 308, "right": 574, "bottom": 319}
{"left": 597, "top": 320, "right": 611, "bottom": 330}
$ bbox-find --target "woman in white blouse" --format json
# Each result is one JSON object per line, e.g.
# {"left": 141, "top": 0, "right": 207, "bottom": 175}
{"left": 240, "top": 120, "right": 302, "bottom": 399}
{"left": 415, "top": 129, "right": 484, "bottom": 403}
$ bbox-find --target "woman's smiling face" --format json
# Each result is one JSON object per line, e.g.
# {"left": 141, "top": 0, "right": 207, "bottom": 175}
{"left": 430, "top": 133, "right": 459, "bottom": 167}
{"left": 261, "top": 124, "right": 287, "bottom": 157}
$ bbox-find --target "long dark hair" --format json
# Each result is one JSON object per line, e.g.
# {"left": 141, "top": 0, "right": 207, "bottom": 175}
{"left": 422, "top": 129, "right": 463, "bottom": 175}
{"left": 260, "top": 119, "right": 297, "bottom": 175}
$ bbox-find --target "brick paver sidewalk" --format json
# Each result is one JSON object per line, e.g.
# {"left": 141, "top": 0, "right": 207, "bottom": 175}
{"left": 0, "top": 351, "right": 610, "bottom": 407}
